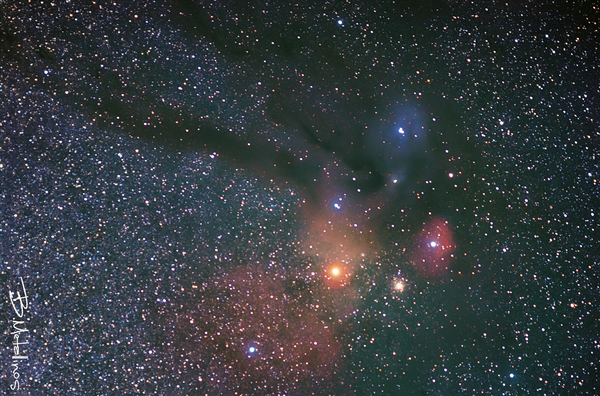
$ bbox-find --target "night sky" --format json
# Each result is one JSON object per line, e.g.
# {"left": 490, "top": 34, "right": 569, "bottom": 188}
{"left": 1, "top": 1, "right": 599, "bottom": 395}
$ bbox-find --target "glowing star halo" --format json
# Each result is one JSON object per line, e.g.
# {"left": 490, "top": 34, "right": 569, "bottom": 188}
{"left": 412, "top": 217, "right": 456, "bottom": 277}
{"left": 393, "top": 280, "right": 405, "bottom": 292}
{"left": 323, "top": 262, "right": 351, "bottom": 289}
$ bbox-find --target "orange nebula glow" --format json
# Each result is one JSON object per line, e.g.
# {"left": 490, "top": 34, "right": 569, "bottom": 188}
{"left": 323, "top": 262, "right": 351, "bottom": 289}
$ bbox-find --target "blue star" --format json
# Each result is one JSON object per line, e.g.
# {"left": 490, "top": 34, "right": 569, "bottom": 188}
{"left": 333, "top": 197, "right": 343, "bottom": 210}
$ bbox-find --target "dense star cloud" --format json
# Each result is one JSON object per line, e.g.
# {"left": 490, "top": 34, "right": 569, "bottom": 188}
{"left": 1, "top": 0, "right": 599, "bottom": 395}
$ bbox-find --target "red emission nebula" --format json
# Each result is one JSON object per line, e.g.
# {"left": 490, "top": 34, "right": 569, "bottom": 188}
{"left": 412, "top": 217, "right": 456, "bottom": 277}
{"left": 164, "top": 265, "right": 344, "bottom": 395}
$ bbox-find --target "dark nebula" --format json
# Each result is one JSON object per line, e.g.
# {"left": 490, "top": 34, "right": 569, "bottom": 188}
{"left": 1, "top": 0, "right": 598, "bottom": 395}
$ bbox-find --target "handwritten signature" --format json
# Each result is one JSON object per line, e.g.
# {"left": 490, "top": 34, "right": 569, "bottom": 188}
{"left": 8, "top": 277, "right": 29, "bottom": 391}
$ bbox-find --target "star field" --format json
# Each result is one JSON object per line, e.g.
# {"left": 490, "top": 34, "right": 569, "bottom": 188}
{"left": 1, "top": 1, "right": 599, "bottom": 395}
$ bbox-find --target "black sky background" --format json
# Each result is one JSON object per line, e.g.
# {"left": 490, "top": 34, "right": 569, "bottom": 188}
{"left": 1, "top": 0, "right": 476, "bottom": 220}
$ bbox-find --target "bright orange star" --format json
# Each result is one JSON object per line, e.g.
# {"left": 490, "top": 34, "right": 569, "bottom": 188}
{"left": 323, "top": 262, "right": 351, "bottom": 289}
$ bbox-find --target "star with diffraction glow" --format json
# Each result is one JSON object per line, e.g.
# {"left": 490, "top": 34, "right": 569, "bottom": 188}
{"left": 394, "top": 280, "right": 405, "bottom": 292}
{"left": 323, "top": 262, "right": 351, "bottom": 289}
